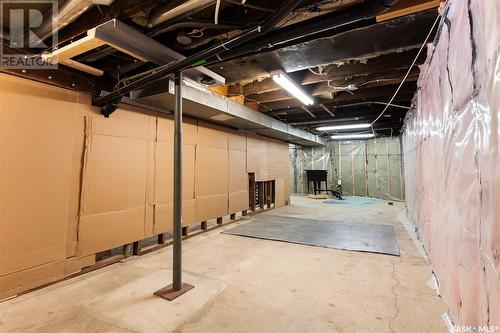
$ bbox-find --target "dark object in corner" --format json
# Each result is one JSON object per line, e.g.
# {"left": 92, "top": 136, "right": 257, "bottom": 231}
{"left": 305, "top": 170, "right": 342, "bottom": 199}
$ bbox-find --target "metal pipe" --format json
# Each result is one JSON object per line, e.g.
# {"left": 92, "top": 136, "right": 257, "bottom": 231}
{"left": 149, "top": 0, "right": 216, "bottom": 27}
{"left": 93, "top": 0, "right": 304, "bottom": 110}
{"left": 172, "top": 72, "right": 183, "bottom": 291}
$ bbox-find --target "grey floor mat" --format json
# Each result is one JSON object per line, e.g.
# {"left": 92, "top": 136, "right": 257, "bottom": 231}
{"left": 222, "top": 215, "right": 400, "bottom": 256}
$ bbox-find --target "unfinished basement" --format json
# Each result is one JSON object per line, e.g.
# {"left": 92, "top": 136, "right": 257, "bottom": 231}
{"left": 0, "top": 0, "right": 498, "bottom": 332}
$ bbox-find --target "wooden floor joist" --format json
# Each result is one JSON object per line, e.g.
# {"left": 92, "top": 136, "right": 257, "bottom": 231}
{"left": 376, "top": 0, "right": 440, "bottom": 22}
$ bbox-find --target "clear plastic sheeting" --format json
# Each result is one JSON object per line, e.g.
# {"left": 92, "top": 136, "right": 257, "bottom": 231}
{"left": 403, "top": 0, "right": 499, "bottom": 327}
{"left": 290, "top": 137, "right": 404, "bottom": 201}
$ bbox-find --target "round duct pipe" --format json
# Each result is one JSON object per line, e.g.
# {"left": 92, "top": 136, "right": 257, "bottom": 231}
{"left": 149, "top": 0, "right": 216, "bottom": 27}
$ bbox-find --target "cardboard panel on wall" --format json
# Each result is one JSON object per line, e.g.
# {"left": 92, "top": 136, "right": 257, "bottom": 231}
{"left": 0, "top": 260, "right": 66, "bottom": 300}
{"left": 81, "top": 134, "right": 149, "bottom": 215}
{"left": 229, "top": 190, "right": 249, "bottom": 213}
{"left": 78, "top": 110, "right": 153, "bottom": 256}
{"left": 66, "top": 94, "right": 96, "bottom": 258}
{"left": 0, "top": 73, "right": 293, "bottom": 299}
{"left": 89, "top": 107, "right": 155, "bottom": 140}
{"left": 153, "top": 199, "right": 196, "bottom": 234}
{"left": 78, "top": 207, "right": 145, "bottom": 256}
{"left": 275, "top": 178, "right": 285, "bottom": 208}
{"left": 146, "top": 140, "right": 156, "bottom": 206}
{"left": 228, "top": 131, "right": 246, "bottom": 151}
{"left": 0, "top": 74, "right": 90, "bottom": 277}
{"left": 157, "top": 115, "right": 198, "bottom": 145}
{"left": 196, "top": 194, "right": 229, "bottom": 222}
{"left": 267, "top": 140, "right": 290, "bottom": 180}
{"left": 196, "top": 146, "right": 229, "bottom": 196}
{"left": 247, "top": 134, "right": 268, "bottom": 180}
{"left": 229, "top": 149, "right": 248, "bottom": 192}
{"left": 145, "top": 205, "right": 155, "bottom": 238}
{"left": 197, "top": 122, "right": 228, "bottom": 149}
{"left": 155, "top": 142, "right": 196, "bottom": 203}
{"left": 64, "top": 255, "right": 96, "bottom": 276}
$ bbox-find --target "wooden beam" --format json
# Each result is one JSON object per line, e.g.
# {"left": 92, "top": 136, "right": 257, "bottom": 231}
{"left": 260, "top": 82, "right": 417, "bottom": 111}
{"left": 245, "top": 68, "right": 419, "bottom": 103}
{"left": 376, "top": 0, "right": 440, "bottom": 22}
{"left": 319, "top": 104, "right": 335, "bottom": 117}
{"left": 56, "top": 0, "right": 160, "bottom": 44}
{"left": 42, "top": 33, "right": 106, "bottom": 76}
{"left": 300, "top": 105, "right": 316, "bottom": 118}
{"left": 42, "top": 26, "right": 152, "bottom": 76}
{"left": 228, "top": 49, "right": 424, "bottom": 96}
{"left": 1, "top": 44, "right": 110, "bottom": 95}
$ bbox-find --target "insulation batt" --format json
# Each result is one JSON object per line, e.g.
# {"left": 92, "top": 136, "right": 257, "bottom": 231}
{"left": 403, "top": 0, "right": 499, "bottom": 326}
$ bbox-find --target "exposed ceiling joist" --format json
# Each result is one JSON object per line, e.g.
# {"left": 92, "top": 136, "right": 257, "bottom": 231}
{"left": 376, "top": 0, "right": 440, "bottom": 22}
{"left": 228, "top": 49, "right": 424, "bottom": 96}
{"left": 300, "top": 105, "right": 316, "bottom": 118}
{"left": 210, "top": 9, "right": 438, "bottom": 84}
{"left": 319, "top": 104, "right": 335, "bottom": 117}
{"left": 260, "top": 82, "right": 417, "bottom": 111}
{"left": 244, "top": 67, "right": 420, "bottom": 103}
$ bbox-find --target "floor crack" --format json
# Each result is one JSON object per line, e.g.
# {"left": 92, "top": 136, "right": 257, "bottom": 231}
{"left": 388, "top": 258, "right": 401, "bottom": 333}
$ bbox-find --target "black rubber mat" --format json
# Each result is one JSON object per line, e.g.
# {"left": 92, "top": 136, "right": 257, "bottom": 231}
{"left": 222, "top": 215, "right": 400, "bottom": 256}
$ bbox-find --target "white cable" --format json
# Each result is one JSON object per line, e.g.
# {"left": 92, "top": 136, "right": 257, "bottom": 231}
{"left": 215, "top": 0, "right": 222, "bottom": 24}
{"left": 370, "top": 14, "right": 440, "bottom": 126}
{"left": 308, "top": 67, "right": 324, "bottom": 76}
{"left": 187, "top": 28, "right": 204, "bottom": 38}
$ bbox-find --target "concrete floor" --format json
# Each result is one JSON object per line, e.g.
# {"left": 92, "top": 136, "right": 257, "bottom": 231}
{"left": 0, "top": 196, "right": 447, "bottom": 333}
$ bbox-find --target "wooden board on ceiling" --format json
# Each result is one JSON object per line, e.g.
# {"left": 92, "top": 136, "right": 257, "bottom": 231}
{"left": 376, "top": 0, "right": 440, "bottom": 22}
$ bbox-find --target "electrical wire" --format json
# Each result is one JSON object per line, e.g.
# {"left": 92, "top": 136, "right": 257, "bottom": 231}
{"left": 187, "top": 28, "right": 204, "bottom": 38}
{"left": 308, "top": 66, "right": 324, "bottom": 75}
{"left": 370, "top": 14, "right": 441, "bottom": 126}
{"left": 357, "top": 77, "right": 401, "bottom": 87}
{"left": 215, "top": 0, "right": 222, "bottom": 24}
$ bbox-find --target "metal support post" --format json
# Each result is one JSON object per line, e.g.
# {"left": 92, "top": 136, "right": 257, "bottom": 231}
{"left": 154, "top": 72, "right": 193, "bottom": 300}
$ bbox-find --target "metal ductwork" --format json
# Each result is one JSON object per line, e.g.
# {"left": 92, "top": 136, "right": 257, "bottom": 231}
{"left": 213, "top": 0, "right": 398, "bottom": 63}
{"left": 93, "top": 0, "right": 398, "bottom": 115}
{"left": 149, "top": 0, "right": 216, "bottom": 27}
{"left": 129, "top": 78, "right": 327, "bottom": 146}
{"left": 34, "top": 0, "right": 113, "bottom": 43}
{"left": 93, "top": 0, "right": 305, "bottom": 113}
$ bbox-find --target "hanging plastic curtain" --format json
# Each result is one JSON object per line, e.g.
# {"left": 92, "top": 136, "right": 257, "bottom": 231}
{"left": 403, "top": 0, "right": 499, "bottom": 326}
{"left": 290, "top": 137, "right": 404, "bottom": 201}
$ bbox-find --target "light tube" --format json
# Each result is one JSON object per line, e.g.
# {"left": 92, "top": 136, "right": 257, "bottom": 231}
{"left": 316, "top": 123, "right": 371, "bottom": 131}
{"left": 272, "top": 72, "right": 314, "bottom": 106}
{"left": 331, "top": 133, "right": 374, "bottom": 140}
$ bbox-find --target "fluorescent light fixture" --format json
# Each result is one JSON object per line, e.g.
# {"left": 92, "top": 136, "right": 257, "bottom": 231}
{"left": 272, "top": 71, "right": 314, "bottom": 106}
{"left": 331, "top": 133, "right": 374, "bottom": 140}
{"left": 316, "top": 123, "right": 371, "bottom": 131}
